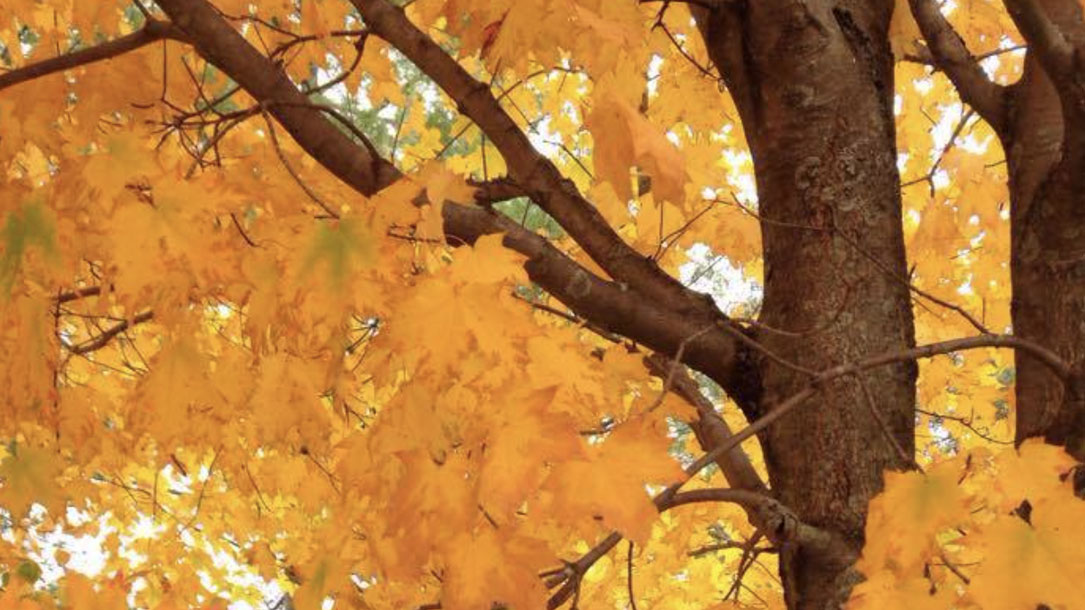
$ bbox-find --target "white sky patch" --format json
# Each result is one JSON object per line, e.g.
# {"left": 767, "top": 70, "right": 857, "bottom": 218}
{"left": 913, "top": 76, "right": 935, "bottom": 95}
{"left": 646, "top": 54, "right": 665, "bottom": 97}
{"left": 680, "top": 243, "right": 760, "bottom": 313}
{"left": 722, "top": 149, "right": 757, "bottom": 204}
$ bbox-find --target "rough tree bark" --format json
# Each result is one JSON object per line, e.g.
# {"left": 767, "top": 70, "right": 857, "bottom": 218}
{"left": 158, "top": 0, "right": 918, "bottom": 606}
{"left": 7, "top": 0, "right": 1081, "bottom": 607}
{"left": 694, "top": 2, "right": 916, "bottom": 606}
{"left": 910, "top": 0, "right": 1085, "bottom": 489}
{"left": 1002, "top": 0, "right": 1085, "bottom": 475}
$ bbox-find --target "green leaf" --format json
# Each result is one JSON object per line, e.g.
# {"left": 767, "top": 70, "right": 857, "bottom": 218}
{"left": 0, "top": 197, "right": 58, "bottom": 294}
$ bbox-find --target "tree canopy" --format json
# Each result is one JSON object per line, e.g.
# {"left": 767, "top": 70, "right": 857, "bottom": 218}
{"left": 1, "top": 0, "right": 1084, "bottom": 609}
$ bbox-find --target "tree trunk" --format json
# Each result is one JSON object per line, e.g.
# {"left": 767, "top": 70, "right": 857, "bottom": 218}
{"left": 696, "top": 2, "right": 916, "bottom": 607}
{"left": 1004, "top": 1, "right": 1085, "bottom": 481}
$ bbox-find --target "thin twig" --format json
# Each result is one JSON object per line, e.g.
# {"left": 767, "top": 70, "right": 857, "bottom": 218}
{"left": 901, "top": 108, "right": 976, "bottom": 196}
{"left": 646, "top": 326, "right": 714, "bottom": 412}
{"left": 854, "top": 372, "right": 920, "bottom": 469}
{"left": 67, "top": 310, "right": 154, "bottom": 355}
{"left": 261, "top": 109, "right": 340, "bottom": 218}
{"left": 677, "top": 332, "right": 1071, "bottom": 493}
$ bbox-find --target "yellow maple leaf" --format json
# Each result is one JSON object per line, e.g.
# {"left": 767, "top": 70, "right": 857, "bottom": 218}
{"left": 857, "top": 457, "right": 970, "bottom": 576}
{"left": 441, "top": 529, "right": 549, "bottom": 610}
{"left": 478, "top": 387, "right": 584, "bottom": 520}
{"left": 0, "top": 444, "right": 64, "bottom": 517}
{"left": 586, "top": 76, "right": 688, "bottom": 205}
{"left": 988, "top": 438, "right": 1078, "bottom": 511}
{"left": 300, "top": 214, "right": 376, "bottom": 290}
{"left": 293, "top": 552, "right": 351, "bottom": 610}
{"left": 546, "top": 415, "right": 682, "bottom": 544}
{"left": 967, "top": 511, "right": 1085, "bottom": 610}
{"left": 63, "top": 573, "right": 127, "bottom": 610}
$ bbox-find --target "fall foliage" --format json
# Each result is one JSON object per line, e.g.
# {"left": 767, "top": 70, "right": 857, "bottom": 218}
{"left": 1, "top": 0, "right": 1084, "bottom": 609}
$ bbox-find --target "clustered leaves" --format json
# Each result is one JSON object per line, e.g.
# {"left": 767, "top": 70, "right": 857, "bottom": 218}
{"left": 853, "top": 441, "right": 1085, "bottom": 609}
{"left": 0, "top": 0, "right": 1080, "bottom": 609}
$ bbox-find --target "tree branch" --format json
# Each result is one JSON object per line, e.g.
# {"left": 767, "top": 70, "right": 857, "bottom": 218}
{"left": 144, "top": 0, "right": 756, "bottom": 416}
{"left": 155, "top": 0, "right": 400, "bottom": 194}
{"left": 907, "top": 0, "right": 1009, "bottom": 133}
{"left": 0, "top": 20, "right": 188, "bottom": 92}
{"left": 445, "top": 203, "right": 748, "bottom": 389}
{"left": 67, "top": 310, "right": 154, "bottom": 355}
{"left": 680, "top": 331, "right": 1072, "bottom": 485}
{"left": 658, "top": 488, "right": 857, "bottom": 567}
{"left": 469, "top": 176, "right": 526, "bottom": 206}
{"left": 55, "top": 286, "right": 103, "bottom": 304}
{"left": 644, "top": 353, "right": 767, "bottom": 492}
{"left": 350, "top": 0, "right": 722, "bottom": 317}
{"left": 902, "top": 43, "right": 1027, "bottom": 67}
{"left": 1003, "top": 0, "right": 1076, "bottom": 79}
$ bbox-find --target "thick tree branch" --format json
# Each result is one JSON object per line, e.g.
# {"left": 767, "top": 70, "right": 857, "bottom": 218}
{"left": 110, "top": 0, "right": 757, "bottom": 422}
{"left": 355, "top": 0, "right": 762, "bottom": 416}
{"left": 644, "top": 353, "right": 767, "bottom": 492}
{"left": 155, "top": 0, "right": 400, "bottom": 194}
{"left": 445, "top": 203, "right": 751, "bottom": 391}
{"left": 350, "top": 0, "right": 721, "bottom": 318}
{"left": 137, "top": 0, "right": 757, "bottom": 425}
{"left": 908, "top": 0, "right": 1009, "bottom": 132}
{"left": 469, "top": 176, "right": 526, "bottom": 205}
{"left": 1003, "top": 0, "right": 1076, "bottom": 79}
{"left": 55, "top": 286, "right": 103, "bottom": 304}
{"left": 0, "top": 20, "right": 188, "bottom": 92}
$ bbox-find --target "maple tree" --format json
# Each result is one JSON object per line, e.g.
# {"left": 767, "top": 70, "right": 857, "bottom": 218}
{"left": 1, "top": 0, "right": 1085, "bottom": 608}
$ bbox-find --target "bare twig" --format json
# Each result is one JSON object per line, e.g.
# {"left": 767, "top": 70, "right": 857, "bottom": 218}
{"left": 543, "top": 532, "right": 622, "bottom": 609}
{"left": 679, "top": 332, "right": 1071, "bottom": 490}
{"left": 917, "top": 407, "right": 1013, "bottom": 444}
{"left": 67, "top": 310, "right": 155, "bottom": 355}
{"left": 646, "top": 326, "right": 714, "bottom": 412}
{"left": 261, "top": 109, "right": 340, "bottom": 218}
{"left": 901, "top": 108, "right": 977, "bottom": 196}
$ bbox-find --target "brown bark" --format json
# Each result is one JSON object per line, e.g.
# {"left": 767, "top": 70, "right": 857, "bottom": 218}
{"left": 695, "top": 2, "right": 916, "bottom": 606}
{"left": 150, "top": 0, "right": 764, "bottom": 414}
{"left": 911, "top": 0, "right": 1085, "bottom": 485}
{"left": 1002, "top": 0, "right": 1085, "bottom": 476}
{"left": 25, "top": 0, "right": 1085, "bottom": 606}
{"left": 0, "top": 20, "right": 189, "bottom": 92}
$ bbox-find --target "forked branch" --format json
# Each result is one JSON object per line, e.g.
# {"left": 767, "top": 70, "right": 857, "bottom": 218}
{"left": 349, "top": 0, "right": 723, "bottom": 316}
